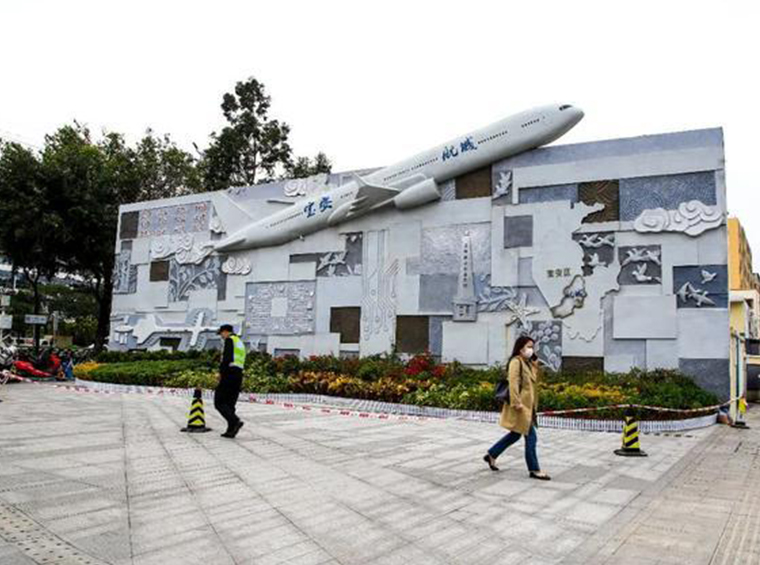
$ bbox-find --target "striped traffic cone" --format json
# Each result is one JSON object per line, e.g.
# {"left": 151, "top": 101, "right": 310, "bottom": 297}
{"left": 180, "top": 387, "right": 212, "bottom": 433}
{"left": 614, "top": 414, "right": 647, "bottom": 457}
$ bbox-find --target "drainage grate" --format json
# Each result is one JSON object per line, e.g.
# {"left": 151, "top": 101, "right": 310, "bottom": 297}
{"left": 0, "top": 502, "right": 109, "bottom": 565}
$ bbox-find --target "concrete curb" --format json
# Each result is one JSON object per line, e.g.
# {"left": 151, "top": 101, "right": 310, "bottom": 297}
{"left": 75, "top": 379, "right": 718, "bottom": 432}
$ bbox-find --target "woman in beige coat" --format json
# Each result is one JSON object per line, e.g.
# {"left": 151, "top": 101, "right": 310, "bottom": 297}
{"left": 483, "top": 336, "right": 551, "bottom": 480}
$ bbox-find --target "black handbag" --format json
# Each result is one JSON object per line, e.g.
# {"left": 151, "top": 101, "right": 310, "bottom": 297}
{"left": 494, "top": 379, "right": 510, "bottom": 404}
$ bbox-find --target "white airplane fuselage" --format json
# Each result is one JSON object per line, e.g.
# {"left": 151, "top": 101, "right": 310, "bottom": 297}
{"left": 215, "top": 104, "right": 584, "bottom": 251}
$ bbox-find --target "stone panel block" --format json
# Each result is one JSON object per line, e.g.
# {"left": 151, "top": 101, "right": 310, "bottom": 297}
{"left": 289, "top": 261, "right": 316, "bottom": 280}
{"left": 646, "top": 339, "right": 679, "bottom": 369}
{"left": 613, "top": 296, "right": 677, "bottom": 339}
{"left": 245, "top": 281, "right": 316, "bottom": 336}
{"left": 517, "top": 258, "right": 535, "bottom": 286}
{"left": 673, "top": 265, "right": 728, "bottom": 308}
{"left": 677, "top": 309, "right": 729, "bottom": 359}
{"left": 562, "top": 356, "right": 604, "bottom": 373}
{"left": 697, "top": 225, "right": 728, "bottom": 265}
{"left": 504, "top": 215, "right": 533, "bottom": 248}
{"left": 604, "top": 354, "right": 635, "bottom": 373}
{"left": 518, "top": 184, "right": 578, "bottom": 204}
{"left": 429, "top": 316, "right": 449, "bottom": 357}
{"left": 574, "top": 232, "right": 616, "bottom": 276}
{"left": 419, "top": 274, "right": 458, "bottom": 313}
{"left": 442, "top": 321, "right": 489, "bottom": 364}
{"left": 314, "top": 276, "right": 362, "bottom": 334}
{"left": 579, "top": 180, "right": 620, "bottom": 223}
{"left": 168, "top": 256, "right": 223, "bottom": 302}
{"left": 619, "top": 171, "right": 717, "bottom": 221}
{"left": 679, "top": 358, "right": 730, "bottom": 400}
{"left": 113, "top": 251, "right": 138, "bottom": 295}
{"left": 617, "top": 245, "right": 662, "bottom": 285}
{"left": 521, "top": 320, "right": 563, "bottom": 372}
{"left": 316, "top": 232, "right": 362, "bottom": 277}
{"left": 420, "top": 223, "right": 491, "bottom": 275}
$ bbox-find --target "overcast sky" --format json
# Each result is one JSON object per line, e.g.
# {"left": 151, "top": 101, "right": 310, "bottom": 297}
{"left": 1, "top": 1, "right": 758, "bottom": 269}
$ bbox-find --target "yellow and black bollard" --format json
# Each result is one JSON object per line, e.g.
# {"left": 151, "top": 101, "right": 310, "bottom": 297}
{"left": 614, "top": 411, "right": 647, "bottom": 457}
{"left": 181, "top": 387, "right": 212, "bottom": 433}
{"left": 731, "top": 397, "right": 750, "bottom": 429}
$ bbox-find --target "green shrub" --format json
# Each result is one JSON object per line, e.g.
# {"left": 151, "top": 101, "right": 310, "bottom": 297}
{"left": 82, "top": 360, "right": 203, "bottom": 386}
{"left": 165, "top": 369, "right": 218, "bottom": 389}
{"left": 79, "top": 353, "right": 719, "bottom": 416}
{"left": 95, "top": 349, "right": 219, "bottom": 364}
{"left": 403, "top": 381, "right": 498, "bottom": 411}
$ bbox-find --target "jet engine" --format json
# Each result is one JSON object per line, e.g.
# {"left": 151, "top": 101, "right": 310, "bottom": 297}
{"left": 392, "top": 178, "right": 441, "bottom": 210}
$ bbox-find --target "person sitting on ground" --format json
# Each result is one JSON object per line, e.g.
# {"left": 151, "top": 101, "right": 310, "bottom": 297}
{"left": 717, "top": 405, "right": 733, "bottom": 425}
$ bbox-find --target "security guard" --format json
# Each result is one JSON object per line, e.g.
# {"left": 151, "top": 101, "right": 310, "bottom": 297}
{"left": 215, "top": 324, "right": 246, "bottom": 438}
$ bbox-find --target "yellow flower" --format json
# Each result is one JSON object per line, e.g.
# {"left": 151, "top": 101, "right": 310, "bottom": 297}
{"left": 73, "top": 362, "right": 101, "bottom": 379}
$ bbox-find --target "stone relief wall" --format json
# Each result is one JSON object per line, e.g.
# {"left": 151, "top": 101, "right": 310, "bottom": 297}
{"left": 110, "top": 127, "right": 731, "bottom": 398}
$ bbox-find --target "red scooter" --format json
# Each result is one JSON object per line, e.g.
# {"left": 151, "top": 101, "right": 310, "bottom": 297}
{"left": 12, "top": 351, "right": 62, "bottom": 380}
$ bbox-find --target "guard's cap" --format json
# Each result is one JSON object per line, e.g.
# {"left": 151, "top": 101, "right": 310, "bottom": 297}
{"left": 217, "top": 324, "right": 234, "bottom": 334}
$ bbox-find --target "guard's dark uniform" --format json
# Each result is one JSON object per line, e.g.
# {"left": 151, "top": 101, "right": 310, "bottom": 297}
{"left": 214, "top": 334, "right": 244, "bottom": 435}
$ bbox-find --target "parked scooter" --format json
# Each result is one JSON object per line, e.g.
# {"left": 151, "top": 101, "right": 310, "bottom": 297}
{"left": 1, "top": 344, "right": 18, "bottom": 388}
{"left": 12, "top": 347, "right": 62, "bottom": 380}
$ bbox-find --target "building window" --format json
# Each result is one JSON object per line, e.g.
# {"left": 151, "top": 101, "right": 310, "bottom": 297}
{"left": 396, "top": 315, "right": 430, "bottom": 354}
{"left": 150, "top": 261, "right": 170, "bottom": 282}
{"left": 158, "top": 337, "right": 182, "bottom": 351}
{"left": 455, "top": 166, "right": 492, "bottom": 199}
{"left": 119, "top": 211, "right": 139, "bottom": 240}
{"left": 330, "top": 307, "right": 361, "bottom": 344}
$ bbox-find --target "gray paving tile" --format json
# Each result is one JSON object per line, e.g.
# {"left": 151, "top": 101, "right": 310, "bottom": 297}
{"left": 0, "top": 382, "right": 748, "bottom": 565}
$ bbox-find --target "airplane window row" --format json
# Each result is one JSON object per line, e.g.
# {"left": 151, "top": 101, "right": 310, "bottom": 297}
{"left": 477, "top": 129, "right": 509, "bottom": 144}
{"left": 383, "top": 156, "right": 440, "bottom": 182}
{"left": 521, "top": 119, "right": 540, "bottom": 128}
{"left": 269, "top": 212, "right": 300, "bottom": 228}
{"left": 412, "top": 157, "right": 438, "bottom": 171}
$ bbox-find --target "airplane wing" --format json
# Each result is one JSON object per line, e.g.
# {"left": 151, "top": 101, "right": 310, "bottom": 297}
{"left": 327, "top": 175, "right": 401, "bottom": 226}
{"left": 350, "top": 174, "right": 399, "bottom": 213}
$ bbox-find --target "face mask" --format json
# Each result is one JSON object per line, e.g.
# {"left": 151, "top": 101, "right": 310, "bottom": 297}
{"left": 522, "top": 347, "right": 534, "bottom": 359}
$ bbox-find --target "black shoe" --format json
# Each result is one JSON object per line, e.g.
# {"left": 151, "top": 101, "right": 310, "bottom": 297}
{"left": 483, "top": 454, "right": 499, "bottom": 472}
{"left": 529, "top": 471, "right": 551, "bottom": 481}
{"left": 221, "top": 431, "right": 234, "bottom": 438}
{"left": 230, "top": 420, "right": 244, "bottom": 438}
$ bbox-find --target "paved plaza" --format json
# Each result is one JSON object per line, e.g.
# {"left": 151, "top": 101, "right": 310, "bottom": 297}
{"left": 0, "top": 383, "right": 758, "bottom": 565}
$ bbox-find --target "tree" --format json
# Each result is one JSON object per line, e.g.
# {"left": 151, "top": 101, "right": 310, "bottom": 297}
{"left": 40, "top": 124, "right": 137, "bottom": 351}
{"left": 0, "top": 140, "right": 62, "bottom": 350}
{"left": 286, "top": 151, "right": 332, "bottom": 179}
{"left": 135, "top": 129, "right": 203, "bottom": 201}
{"left": 201, "top": 77, "right": 294, "bottom": 189}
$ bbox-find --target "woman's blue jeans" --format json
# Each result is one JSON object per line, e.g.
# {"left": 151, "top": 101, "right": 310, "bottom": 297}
{"left": 487, "top": 426, "right": 540, "bottom": 472}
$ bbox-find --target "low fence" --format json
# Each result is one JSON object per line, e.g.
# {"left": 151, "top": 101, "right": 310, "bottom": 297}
{"left": 71, "top": 379, "right": 719, "bottom": 433}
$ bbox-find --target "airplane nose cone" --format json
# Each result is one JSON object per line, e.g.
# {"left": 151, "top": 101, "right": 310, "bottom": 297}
{"left": 570, "top": 107, "right": 584, "bottom": 125}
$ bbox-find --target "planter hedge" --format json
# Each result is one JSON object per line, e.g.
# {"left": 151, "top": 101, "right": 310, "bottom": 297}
{"left": 74, "top": 352, "right": 719, "bottom": 415}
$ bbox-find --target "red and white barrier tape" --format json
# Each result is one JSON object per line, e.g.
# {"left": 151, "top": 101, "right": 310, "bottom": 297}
{"left": 538, "top": 398, "right": 737, "bottom": 417}
{"left": 8, "top": 373, "right": 737, "bottom": 423}
{"left": 9, "top": 375, "right": 429, "bottom": 423}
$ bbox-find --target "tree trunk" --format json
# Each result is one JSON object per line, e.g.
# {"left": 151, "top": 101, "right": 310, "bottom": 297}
{"left": 94, "top": 269, "right": 113, "bottom": 353}
{"left": 31, "top": 271, "right": 40, "bottom": 354}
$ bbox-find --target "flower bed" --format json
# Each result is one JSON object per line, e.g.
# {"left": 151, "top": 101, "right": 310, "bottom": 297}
{"left": 74, "top": 351, "right": 720, "bottom": 417}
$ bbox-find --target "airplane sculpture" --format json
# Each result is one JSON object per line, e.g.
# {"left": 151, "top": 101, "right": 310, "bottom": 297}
{"left": 215, "top": 104, "right": 584, "bottom": 251}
